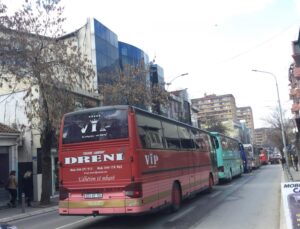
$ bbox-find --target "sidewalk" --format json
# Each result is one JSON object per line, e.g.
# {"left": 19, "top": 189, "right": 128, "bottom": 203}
{"left": 0, "top": 196, "right": 58, "bottom": 224}
{"left": 286, "top": 165, "right": 300, "bottom": 181}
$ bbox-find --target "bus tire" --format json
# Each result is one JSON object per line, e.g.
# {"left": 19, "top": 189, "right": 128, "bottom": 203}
{"left": 171, "top": 182, "right": 182, "bottom": 212}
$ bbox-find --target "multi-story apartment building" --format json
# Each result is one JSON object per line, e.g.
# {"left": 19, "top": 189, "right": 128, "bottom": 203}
{"left": 191, "top": 94, "right": 252, "bottom": 141}
{"left": 254, "top": 128, "right": 270, "bottom": 147}
{"left": 236, "top": 106, "right": 255, "bottom": 142}
{"left": 191, "top": 94, "right": 237, "bottom": 125}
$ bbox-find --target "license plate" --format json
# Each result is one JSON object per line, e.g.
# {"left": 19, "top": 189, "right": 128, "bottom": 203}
{"left": 84, "top": 193, "right": 103, "bottom": 199}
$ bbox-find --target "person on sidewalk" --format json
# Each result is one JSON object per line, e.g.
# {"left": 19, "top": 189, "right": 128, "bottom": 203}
{"left": 294, "top": 154, "right": 299, "bottom": 171}
{"left": 22, "top": 170, "right": 33, "bottom": 207}
{"left": 6, "top": 170, "right": 18, "bottom": 208}
{"left": 281, "top": 157, "right": 286, "bottom": 170}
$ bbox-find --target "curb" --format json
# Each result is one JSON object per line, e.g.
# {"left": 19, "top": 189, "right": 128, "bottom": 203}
{"left": 280, "top": 171, "right": 286, "bottom": 229}
{"left": 0, "top": 206, "right": 58, "bottom": 223}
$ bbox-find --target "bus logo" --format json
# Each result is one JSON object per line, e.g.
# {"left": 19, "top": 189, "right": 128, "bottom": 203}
{"left": 145, "top": 153, "right": 159, "bottom": 166}
{"left": 64, "top": 152, "right": 124, "bottom": 165}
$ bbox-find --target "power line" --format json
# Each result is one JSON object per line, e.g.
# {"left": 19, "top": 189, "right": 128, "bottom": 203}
{"left": 218, "top": 21, "right": 298, "bottom": 64}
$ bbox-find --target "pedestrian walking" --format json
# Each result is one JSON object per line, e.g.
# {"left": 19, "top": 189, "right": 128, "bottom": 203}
{"left": 294, "top": 154, "right": 299, "bottom": 171}
{"left": 281, "top": 157, "right": 286, "bottom": 170}
{"left": 22, "top": 170, "right": 33, "bottom": 206}
{"left": 6, "top": 170, "right": 18, "bottom": 207}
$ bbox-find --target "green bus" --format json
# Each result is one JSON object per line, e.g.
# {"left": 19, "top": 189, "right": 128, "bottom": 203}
{"left": 210, "top": 132, "right": 243, "bottom": 181}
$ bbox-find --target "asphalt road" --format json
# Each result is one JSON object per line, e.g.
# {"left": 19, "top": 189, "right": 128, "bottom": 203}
{"left": 12, "top": 164, "right": 282, "bottom": 229}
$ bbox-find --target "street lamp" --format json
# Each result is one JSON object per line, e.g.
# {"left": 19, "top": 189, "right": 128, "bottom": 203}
{"left": 165, "top": 73, "right": 189, "bottom": 87}
{"left": 252, "top": 69, "right": 289, "bottom": 170}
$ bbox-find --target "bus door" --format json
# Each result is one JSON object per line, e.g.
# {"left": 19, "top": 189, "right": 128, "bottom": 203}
{"left": 209, "top": 135, "right": 219, "bottom": 184}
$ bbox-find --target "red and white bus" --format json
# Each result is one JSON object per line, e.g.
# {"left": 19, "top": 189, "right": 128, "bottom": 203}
{"left": 58, "top": 105, "right": 217, "bottom": 216}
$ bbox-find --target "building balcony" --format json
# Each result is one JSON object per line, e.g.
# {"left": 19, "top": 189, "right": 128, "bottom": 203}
{"left": 290, "top": 88, "right": 300, "bottom": 99}
{"left": 291, "top": 103, "right": 300, "bottom": 113}
{"left": 293, "top": 66, "right": 300, "bottom": 78}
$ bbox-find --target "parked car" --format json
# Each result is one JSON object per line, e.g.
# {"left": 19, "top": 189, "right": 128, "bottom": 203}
{"left": 269, "top": 153, "right": 281, "bottom": 164}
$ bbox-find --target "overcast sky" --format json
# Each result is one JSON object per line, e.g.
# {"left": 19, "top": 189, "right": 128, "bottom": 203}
{"left": 5, "top": 0, "right": 300, "bottom": 128}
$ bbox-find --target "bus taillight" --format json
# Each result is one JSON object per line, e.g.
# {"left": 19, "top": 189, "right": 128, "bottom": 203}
{"left": 125, "top": 182, "right": 142, "bottom": 198}
{"left": 218, "top": 166, "right": 224, "bottom": 172}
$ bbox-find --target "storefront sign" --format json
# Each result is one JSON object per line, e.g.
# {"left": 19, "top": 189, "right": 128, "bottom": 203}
{"left": 281, "top": 182, "right": 300, "bottom": 229}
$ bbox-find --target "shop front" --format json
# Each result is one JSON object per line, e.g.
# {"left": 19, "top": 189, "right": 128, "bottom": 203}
{"left": 0, "top": 123, "right": 20, "bottom": 206}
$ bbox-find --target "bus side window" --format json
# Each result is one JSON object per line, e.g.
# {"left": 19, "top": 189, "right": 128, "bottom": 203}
{"left": 190, "top": 129, "right": 200, "bottom": 149}
{"left": 200, "top": 133, "right": 210, "bottom": 152}
{"left": 136, "top": 113, "right": 164, "bottom": 149}
{"left": 178, "top": 126, "right": 194, "bottom": 150}
{"left": 161, "top": 121, "right": 181, "bottom": 150}
{"left": 137, "top": 126, "right": 147, "bottom": 148}
{"left": 192, "top": 130, "right": 208, "bottom": 152}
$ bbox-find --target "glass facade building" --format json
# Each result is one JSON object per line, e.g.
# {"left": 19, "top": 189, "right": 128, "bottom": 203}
{"left": 93, "top": 19, "right": 119, "bottom": 85}
{"left": 118, "top": 41, "right": 149, "bottom": 70}
{"left": 118, "top": 42, "right": 150, "bottom": 109}
{"left": 150, "top": 64, "right": 164, "bottom": 86}
{"left": 92, "top": 20, "right": 151, "bottom": 89}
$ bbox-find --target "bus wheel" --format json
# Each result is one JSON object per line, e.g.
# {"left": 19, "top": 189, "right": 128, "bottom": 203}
{"left": 171, "top": 182, "right": 181, "bottom": 212}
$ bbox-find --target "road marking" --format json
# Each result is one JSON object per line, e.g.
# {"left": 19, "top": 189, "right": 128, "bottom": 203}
{"left": 209, "top": 191, "right": 221, "bottom": 198}
{"left": 55, "top": 217, "right": 92, "bottom": 229}
{"left": 168, "top": 206, "right": 196, "bottom": 222}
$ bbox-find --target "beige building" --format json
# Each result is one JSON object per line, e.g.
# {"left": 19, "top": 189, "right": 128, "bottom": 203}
{"left": 191, "top": 94, "right": 238, "bottom": 127}
{"left": 254, "top": 128, "right": 270, "bottom": 147}
{"left": 191, "top": 94, "right": 255, "bottom": 141}
{"left": 191, "top": 94, "right": 242, "bottom": 139}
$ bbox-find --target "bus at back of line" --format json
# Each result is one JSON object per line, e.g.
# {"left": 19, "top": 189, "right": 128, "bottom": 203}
{"left": 58, "top": 105, "right": 217, "bottom": 216}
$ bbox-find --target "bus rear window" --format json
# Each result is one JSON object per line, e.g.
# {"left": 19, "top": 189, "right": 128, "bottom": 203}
{"left": 62, "top": 109, "right": 128, "bottom": 144}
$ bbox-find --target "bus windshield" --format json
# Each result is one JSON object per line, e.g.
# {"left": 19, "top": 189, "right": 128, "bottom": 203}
{"left": 62, "top": 108, "right": 128, "bottom": 144}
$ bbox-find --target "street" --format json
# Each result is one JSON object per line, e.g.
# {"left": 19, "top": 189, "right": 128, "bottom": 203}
{"left": 11, "top": 164, "right": 282, "bottom": 229}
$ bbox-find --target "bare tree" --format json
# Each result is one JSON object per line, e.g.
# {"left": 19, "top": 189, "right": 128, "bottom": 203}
{"left": 0, "top": 0, "right": 94, "bottom": 204}
{"left": 261, "top": 107, "right": 291, "bottom": 151}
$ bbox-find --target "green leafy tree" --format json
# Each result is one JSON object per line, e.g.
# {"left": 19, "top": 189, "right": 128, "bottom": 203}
{"left": 0, "top": 0, "right": 94, "bottom": 204}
